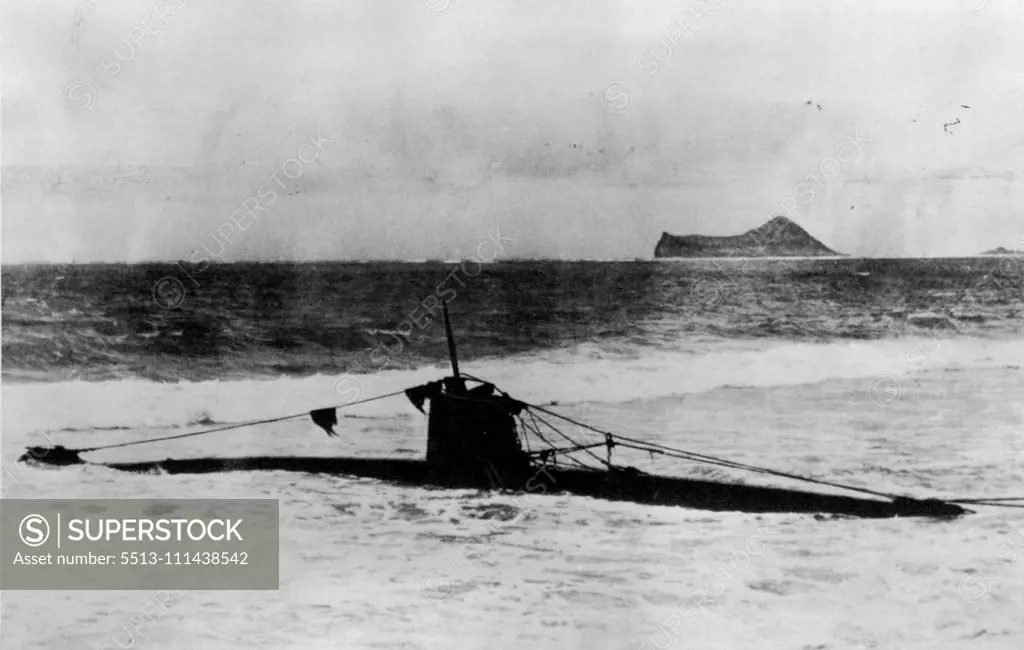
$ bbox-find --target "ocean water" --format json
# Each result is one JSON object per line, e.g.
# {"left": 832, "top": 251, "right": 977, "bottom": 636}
{"left": 1, "top": 258, "right": 1023, "bottom": 649}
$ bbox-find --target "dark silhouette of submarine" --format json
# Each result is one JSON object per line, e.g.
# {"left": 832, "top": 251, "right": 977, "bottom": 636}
{"left": 19, "top": 305, "right": 968, "bottom": 520}
{"left": 21, "top": 433, "right": 967, "bottom": 520}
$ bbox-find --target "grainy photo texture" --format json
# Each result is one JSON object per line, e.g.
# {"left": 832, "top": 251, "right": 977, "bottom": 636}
{"left": 1, "top": 1, "right": 1022, "bottom": 648}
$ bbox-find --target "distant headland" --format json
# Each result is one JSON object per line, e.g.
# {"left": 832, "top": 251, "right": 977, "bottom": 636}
{"left": 654, "top": 216, "right": 842, "bottom": 258}
{"left": 979, "top": 246, "right": 1023, "bottom": 256}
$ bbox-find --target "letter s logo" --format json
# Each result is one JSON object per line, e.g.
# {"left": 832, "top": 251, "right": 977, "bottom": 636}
{"left": 19, "top": 514, "right": 50, "bottom": 547}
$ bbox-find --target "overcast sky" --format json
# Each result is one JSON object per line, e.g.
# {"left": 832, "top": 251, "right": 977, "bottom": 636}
{"left": 2, "top": 0, "right": 1022, "bottom": 262}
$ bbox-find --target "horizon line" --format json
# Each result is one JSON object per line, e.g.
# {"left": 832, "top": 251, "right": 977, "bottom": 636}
{"left": 2, "top": 253, "right": 1021, "bottom": 266}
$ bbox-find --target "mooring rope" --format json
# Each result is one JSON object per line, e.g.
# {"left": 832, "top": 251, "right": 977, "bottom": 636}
{"left": 402, "top": 377, "right": 1024, "bottom": 508}
{"left": 518, "top": 411, "right": 603, "bottom": 471}
{"left": 525, "top": 401, "right": 1024, "bottom": 509}
{"left": 522, "top": 402, "right": 910, "bottom": 501}
{"left": 68, "top": 389, "right": 410, "bottom": 454}
{"left": 27, "top": 372, "right": 1023, "bottom": 509}
{"left": 946, "top": 496, "right": 1024, "bottom": 503}
{"left": 528, "top": 409, "right": 613, "bottom": 469}
{"left": 952, "top": 501, "right": 1024, "bottom": 509}
{"left": 454, "top": 377, "right": 905, "bottom": 500}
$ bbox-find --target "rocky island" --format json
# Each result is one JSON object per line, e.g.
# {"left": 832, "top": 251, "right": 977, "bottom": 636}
{"left": 979, "top": 246, "right": 1023, "bottom": 255}
{"left": 654, "top": 216, "right": 842, "bottom": 258}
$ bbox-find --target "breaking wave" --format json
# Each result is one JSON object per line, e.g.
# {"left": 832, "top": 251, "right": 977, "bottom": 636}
{"left": 4, "top": 335, "right": 1021, "bottom": 436}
